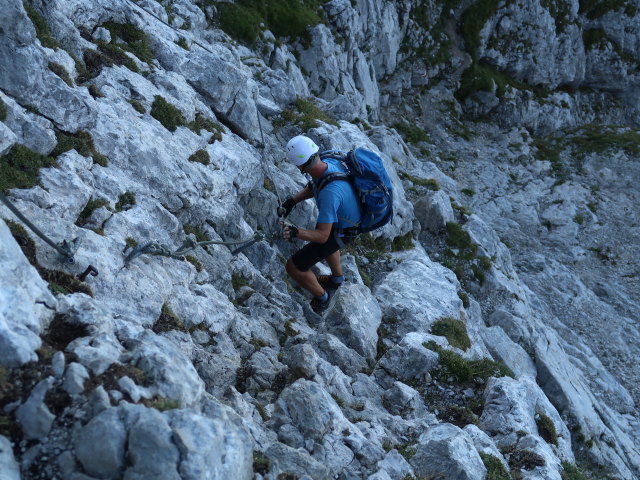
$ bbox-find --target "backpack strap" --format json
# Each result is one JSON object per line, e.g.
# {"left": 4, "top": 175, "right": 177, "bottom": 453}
{"left": 315, "top": 172, "right": 350, "bottom": 193}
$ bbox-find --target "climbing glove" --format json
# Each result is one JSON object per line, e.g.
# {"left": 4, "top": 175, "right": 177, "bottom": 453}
{"left": 277, "top": 197, "right": 296, "bottom": 218}
{"left": 286, "top": 225, "right": 298, "bottom": 242}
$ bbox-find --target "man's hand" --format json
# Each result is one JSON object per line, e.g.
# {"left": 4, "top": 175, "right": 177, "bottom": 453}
{"left": 280, "top": 222, "right": 298, "bottom": 242}
{"left": 277, "top": 198, "right": 296, "bottom": 218}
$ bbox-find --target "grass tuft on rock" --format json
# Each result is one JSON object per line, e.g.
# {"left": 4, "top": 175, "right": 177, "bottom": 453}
{"left": 391, "top": 232, "right": 414, "bottom": 252}
{"left": 425, "top": 341, "right": 514, "bottom": 384}
{"left": 115, "top": 192, "right": 136, "bottom": 212}
{"left": 48, "top": 62, "right": 73, "bottom": 86}
{"left": 215, "top": 0, "right": 324, "bottom": 44}
{"left": 52, "top": 130, "right": 108, "bottom": 166}
{"left": 273, "top": 97, "right": 338, "bottom": 131}
{"left": 188, "top": 149, "right": 210, "bottom": 165}
{"left": 102, "top": 21, "right": 154, "bottom": 64}
{"left": 560, "top": 462, "right": 589, "bottom": 480}
{"left": 25, "top": 6, "right": 59, "bottom": 49}
{"left": 536, "top": 413, "right": 558, "bottom": 446}
{"left": 480, "top": 453, "right": 511, "bottom": 480}
{"left": 188, "top": 114, "right": 224, "bottom": 142}
{"left": 446, "top": 222, "right": 478, "bottom": 259}
{"left": 431, "top": 317, "right": 471, "bottom": 351}
{"left": 154, "top": 304, "right": 189, "bottom": 334}
{"left": 76, "top": 198, "right": 109, "bottom": 226}
{"left": 0, "top": 97, "right": 7, "bottom": 121}
{"left": 151, "top": 96, "right": 187, "bottom": 132}
{"left": 0, "top": 144, "right": 57, "bottom": 193}
{"left": 399, "top": 171, "right": 440, "bottom": 190}
{"left": 393, "top": 121, "right": 431, "bottom": 144}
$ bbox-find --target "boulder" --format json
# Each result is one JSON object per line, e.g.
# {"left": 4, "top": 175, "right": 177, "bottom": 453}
{"left": 0, "top": 220, "right": 56, "bottom": 368}
{"left": 324, "top": 283, "right": 381, "bottom": 361}
{"left": 0, "top": 436, "right": 21, "bottom": 480}
{"left": 413, "top": 190, "right": 455, "bottom": 233}
{"left": 375, "top": 258, "right": 462, "bottom": 338}
{"left": 410, "top": 424, "right": 486, "bottom": 480}
{"left": 16, "top": 377, "right": 56, "bottom": 440}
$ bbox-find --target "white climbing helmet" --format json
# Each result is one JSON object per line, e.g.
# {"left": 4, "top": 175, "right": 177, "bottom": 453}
{"left": 286, "top": 135, "right": 319, "bottom": 166}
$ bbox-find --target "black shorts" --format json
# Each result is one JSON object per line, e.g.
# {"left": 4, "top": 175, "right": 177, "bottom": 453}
{"left": 291, "top": 226, "right": 355, "bottom": 272}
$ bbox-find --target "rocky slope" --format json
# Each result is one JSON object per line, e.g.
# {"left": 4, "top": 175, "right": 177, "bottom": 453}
{"left": 1, "top": 0, "right": 639, "bottom": 479}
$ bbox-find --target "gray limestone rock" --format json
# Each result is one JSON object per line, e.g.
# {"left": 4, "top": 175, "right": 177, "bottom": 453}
{"left": 375, "top": 257, "right": 463, "bottom": 339}
{"left": 63, "top": 362, "right": 90, "bottom": 395}
{"left": 16, "top": 377, "right": 55, "bottom": 440}
{"left": 376, "top": 449, "right": 414, "bottom": 480}
{"left": 127, "top": 330, "right": 205, "bottom": 408}
{"left": 124, "top": 407, "right": 181, "bottom": 480}
{"left": 480, "top": 377, "right": 574, "bottom": 463}
{"left": 324, "top": 283, "right": 381, "bottom": 361}
{"left": 410, "top": 424, "right": 487, "bottom": 480}
{"left": 378, "top": 332, "right": 439, "bottom": 382}
{"left": 480, "top": 326, "right": 537, "bottom": 379}
{"left": 0, "top": 219, "right": 56, "bottom": 368}
{"left": 310, "top": 333, "right": 368, "bottom": 377}
{"left": 283, "top": 343, "right": 319, "bottom": 380}
{"left": 74, "top": 407, "right": 126, "bottom": 479}
{"left": 265, "top": 442, "right": 331, "bottom": 480}
{"left": 0, "top": 435, "right": 20, "bottom": 480}
{"left": 382, "top": 382, "right": 428, "bottom": 419}
{"left": 413, "top": 190, "right": 455, "bottom": 233}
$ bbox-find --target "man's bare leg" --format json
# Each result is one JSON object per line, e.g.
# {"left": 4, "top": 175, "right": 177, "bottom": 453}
{"left": 325, "top": 250, "right": 343, "bottom": 277}
{"left": 286, "top": 258, "right": 324, "bottom": 297}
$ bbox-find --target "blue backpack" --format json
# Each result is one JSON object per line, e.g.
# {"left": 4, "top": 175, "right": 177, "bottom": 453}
{"left": 317, "top": 148, "right": 394, "bottom": 234}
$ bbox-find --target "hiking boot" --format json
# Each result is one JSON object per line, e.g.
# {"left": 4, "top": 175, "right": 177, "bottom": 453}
{"left": 316, "top": 275, "right": 342, "bottom": 293}
{"left": 310, "top": 289, "right": 334, "bottom": 315}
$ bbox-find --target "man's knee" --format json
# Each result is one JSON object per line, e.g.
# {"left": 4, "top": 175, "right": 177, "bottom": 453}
{"left": 286, "top": 257, "right": 300, "bottom": 277}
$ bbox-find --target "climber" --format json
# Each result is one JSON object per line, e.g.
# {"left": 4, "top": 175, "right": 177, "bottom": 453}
{"left": 279, "top": 135, "right": 361, "bottom": 314}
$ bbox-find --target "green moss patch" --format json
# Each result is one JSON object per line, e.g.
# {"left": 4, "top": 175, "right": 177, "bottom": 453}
{"left": 571, "top": 125, "right": 640, "bottom": 156}
{"left": 215, "top": 0, "right": 325, "bottom": 44}
{"left": 445, "top": 222, "right": 478, "bottom": 259}
{"left": 52, "top": 130, "right": 108, "bottom": 166}
{"left": 579, "top": 0, "right": 628, "bottom": 19}
{"left": 184, "top": 224, "right": 210, "bottom": 242}
{"left": 391, "top": 232, "right": 414, "bottom": 252}
{"left": 274, "top": 97, "right": 338, "bottom": 131}
{"left": 115, "top": 191, "right": 136, "bottom": 212}
{"left": 437, "top": 405, "right": 479, "bottom": 427}
{"left": 431, "top": 317, "right": 471, "bottom": 350}
{"left": 425, "top": 341, "right": 514, "bottom": 384}
{"left": 0, "top": 144, "right": 57, "bottom": 193}
{"left": 560, "top": 462, "right": 589, "bottom": 480}
{"left": 128, "top": 99, "right": 146, "bottom": 114}
{"left": 188, "top": 114, "right": 224, "bottom": 142}
{"left": 151, "top": 95, "right": 187, "bottom": 132}
{"left": 153, "top": 304, "right": 189, "bottom": 334}
{"left": 188, "top": 149, "right": 210, "bottom": 165}
{"left": 102, "top": 21, "right": 154, "bottom": 64}
{"left": 0, "top": 97, "right": 7, "bottom": 121}
{"left": 460, "top": 0, "right": 502, "bottom": 61}
{"left": 393, "top": 121, "right": 431, "bottom": 144}
{"left": 144, "top": 396, "right": 180, "bottom": 411}
{"left": 76, "top": 198, "right": 109, "bottom": 226}
{"left": 480, "top": 453, "right": 511, "bottom": 480}
{"left": 399, "top": 171, "right": 440, "bottom": 190}
{"left": 25, "top": 6, "right": 59, "bottom": 49}
{"left": 253, "top": 451, "right": 270, "bottom": 474}
{"left": 48, "top": 62, "right": 73, "bottom": 86}
{"left": 536, "top": 413, "right": 559, "bottom": 445}
{"left": 508, "top": 450, "right": 546, "bottom": 472}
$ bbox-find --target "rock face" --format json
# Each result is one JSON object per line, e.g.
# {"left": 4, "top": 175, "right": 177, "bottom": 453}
{"left": 1, "top": 0, "right": 639, "bottom": 479}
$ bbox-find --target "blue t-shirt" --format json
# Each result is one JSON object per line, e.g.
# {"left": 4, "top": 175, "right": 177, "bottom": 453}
{"left": 312, "top": 158, "right": 361, "bottom": 230}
